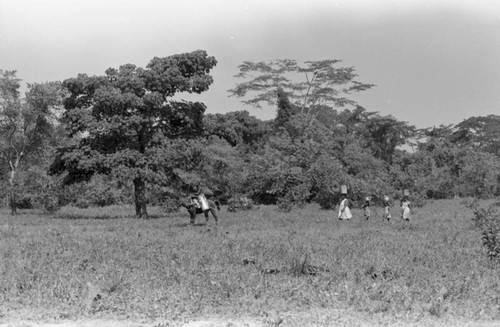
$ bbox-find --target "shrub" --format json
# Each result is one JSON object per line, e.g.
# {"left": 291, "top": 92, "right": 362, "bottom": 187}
{"left": 59, "top": 175, "right": 131, "bottom": 208}
{"left": 467, "top": 199, "right": 500, "bottom": 261}
{"left": 482, "top": 226, "right": 500, "bottom": 261}
{"left": 41, "top": 194, "right": 61, "bottom": 213}
{"left": 227, "top": 194, "right": 254, "bottom": 212}
{"left": 276, "top": 196, "right": 293, "bottom": 212}
{"left": 161, "top": 197, "right": 181, "bottom": 214}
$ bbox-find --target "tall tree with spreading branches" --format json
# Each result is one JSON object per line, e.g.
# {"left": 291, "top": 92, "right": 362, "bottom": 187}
{"left": 450, "top": 115, "right": 500, "bottom": 156}
{"left": 50, "top": 50, "right": 217, "bottom": 218}
{"left": 228, "top": 59, "right": 374, "bottom": 125}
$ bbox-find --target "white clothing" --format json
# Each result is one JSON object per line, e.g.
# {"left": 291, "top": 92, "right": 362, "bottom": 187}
{"left": 401, "top": 201, "right": 411, "bottom": 220}
{"left": 191, "top": 198, "right": 200, "bottom": 208}
{"left": 338, "top": 198, "right": 352, "bottom": 220}
{"left": 198, "top": 194, "right": 209, "bottom": 211}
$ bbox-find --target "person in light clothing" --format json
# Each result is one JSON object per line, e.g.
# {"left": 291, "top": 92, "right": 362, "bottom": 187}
{"left": 338, "top": 194, "right": 353, "bottom": 220}
{"left": 382, "top": 195, "right": 392, "bottom": 221}
{"left": 401, "top": 196, "right": 411, "bottom": 221}
{"left": 190, "top": 196, "right": 201, "bottom": 208}
{"left": 198, "top": 192, "right": 209, "bottom": 211}
{"left": 193, "top": 183, "right": 210, "bottom": 211}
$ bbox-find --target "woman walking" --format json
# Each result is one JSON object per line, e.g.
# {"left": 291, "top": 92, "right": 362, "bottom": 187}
{"left": 401, "top": 196, "right": 412, "bottom": 221}
{"left": 338, "top": 194, "right": 353, "bottom": 221}
{"left": 382, "top": 195, "right": 392, "bottom": 221}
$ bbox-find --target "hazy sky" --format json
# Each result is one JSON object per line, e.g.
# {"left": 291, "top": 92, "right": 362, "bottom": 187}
{"left": 1, "top": 0, "right": 499, "bottom": 128}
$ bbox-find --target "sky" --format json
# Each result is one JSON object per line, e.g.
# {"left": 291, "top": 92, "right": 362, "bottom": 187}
{"left": 0, "top": 0, "right": 499, "bottom": 128}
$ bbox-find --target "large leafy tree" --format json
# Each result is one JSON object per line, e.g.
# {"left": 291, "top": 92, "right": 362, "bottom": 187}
{"left": 450, "top": 115, "right": 500, "bottom": 156}
{"left": 0, "top": 70, "right": 63, "bottom": 214}
{"left": 52, "top": 50, "right": 217, "bottom": 218}
{"left": 363, "top": 115, "right": 415, "bottom": 164}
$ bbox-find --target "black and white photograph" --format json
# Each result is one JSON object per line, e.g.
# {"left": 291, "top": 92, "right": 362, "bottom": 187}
{"left": 1, "top": 0, "right": 499, "bottom": 326}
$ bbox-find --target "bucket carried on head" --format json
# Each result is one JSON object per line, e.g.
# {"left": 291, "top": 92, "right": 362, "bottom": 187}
{"left": 340, "top": 184, "right": 347, "bottom": 195}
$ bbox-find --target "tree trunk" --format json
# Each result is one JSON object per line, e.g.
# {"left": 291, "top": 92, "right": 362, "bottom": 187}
{"left": 133, "top": 177, "right": 148, "bottom": 218}
{"left": 9, "top": 168, "right": 17, "bottom": 215}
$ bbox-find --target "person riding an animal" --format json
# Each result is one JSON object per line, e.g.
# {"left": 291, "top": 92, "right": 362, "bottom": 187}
{"left": 183, "top": 185, "right": 219, "bottom": 225}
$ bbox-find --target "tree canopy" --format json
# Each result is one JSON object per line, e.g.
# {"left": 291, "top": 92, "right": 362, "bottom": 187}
{"left": 0, "top": 70, "right": 63, "bottom": 213}
{"left": 228, "top": 59, "right": 374, "bottom": 115}
{"left": 450, "top": 115, "right": 500, "bottom": 156}
{"left": 1, "top": 54, "right": 499, "bottom": 214}
{"left": 50, "top": 50, "right": 217, "bottom": 218}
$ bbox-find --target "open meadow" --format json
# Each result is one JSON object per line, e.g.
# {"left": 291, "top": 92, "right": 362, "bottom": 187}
{"left": 1, "top": 199, "right": 499, "bottom": 326}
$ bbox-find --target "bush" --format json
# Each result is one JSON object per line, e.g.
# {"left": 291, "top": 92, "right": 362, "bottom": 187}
{"left": 276, "top": 182, "right": 311, "bottom": 212}
{"left": 467, "top": 199, "right": 500, "bottom": 261}
{"left": 41, "top": 195, "right": 61, "bottom": 213}
{"left": 161, "top": 197, "right": 181, "bottom": 214}
{"left": 313, "top": 190, "right": 338, "bottom": 210}
{"left": 227, "top": 194, "right": 254, "bottom": 212}
{"left": 59, "top": 175, "right": 131, "bottom": 208}
{"left": 276, "top": 196, "right": 293, "bottom": 212}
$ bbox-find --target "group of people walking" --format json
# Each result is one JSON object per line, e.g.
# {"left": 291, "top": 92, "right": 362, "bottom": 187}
{"left": 337, "top": 187, "right": 412, "bottom": 222}
{"left": 189, "top": 183, "right": 412, "bottom": 223}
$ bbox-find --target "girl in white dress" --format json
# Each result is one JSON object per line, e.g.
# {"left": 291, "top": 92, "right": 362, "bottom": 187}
{"left": 338, "top": 194, "right": 353, "bottom": 220}
{"left": 383, "top": 195, "right": 392, "bottom": 221}
{"left": 401, "top": 196, "right": 411, "bottom": 221}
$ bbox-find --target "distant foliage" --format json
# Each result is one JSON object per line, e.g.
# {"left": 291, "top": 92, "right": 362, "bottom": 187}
{"left": 451, "top": 115, "right": 500, "bottom": 157}
{"left": 270, "top": 167, "right": 310, "bottom": 211}
{"left": 4, "top": 57, "right": 500, "bottom": 213}
{"left": 0, "top": 71, "right": 64, "bottom": 214}
{"left": 58, "top": 175, "right": 131, "bottom": 209}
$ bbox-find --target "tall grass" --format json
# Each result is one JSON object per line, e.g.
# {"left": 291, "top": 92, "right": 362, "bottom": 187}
{"left": 0, "top": 199, "right": 499, "bottom": 323}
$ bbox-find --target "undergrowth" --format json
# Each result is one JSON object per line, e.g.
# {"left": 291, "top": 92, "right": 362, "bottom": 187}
{"left": 466, "top": 199, "right": 500, "bottom": 261}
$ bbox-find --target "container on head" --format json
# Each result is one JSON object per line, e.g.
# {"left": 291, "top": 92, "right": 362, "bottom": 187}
{"left": 340, "top": 184, "right": 347, "bottom": 194}
{"left": 403, "top": 189, "right": 410, "bottom": 197}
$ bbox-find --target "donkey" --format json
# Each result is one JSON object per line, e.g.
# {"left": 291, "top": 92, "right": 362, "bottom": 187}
{"left": 181, "top": 197, "right": 220, "bottom": 225}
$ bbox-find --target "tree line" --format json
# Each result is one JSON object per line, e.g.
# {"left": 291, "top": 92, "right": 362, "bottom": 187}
{"left": 1, "top": 50, "right": 499, "bottom": 217}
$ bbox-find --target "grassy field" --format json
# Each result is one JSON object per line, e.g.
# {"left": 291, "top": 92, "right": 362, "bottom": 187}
{"left": 0, "top": 199, "right": 499, "bottom": 325}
